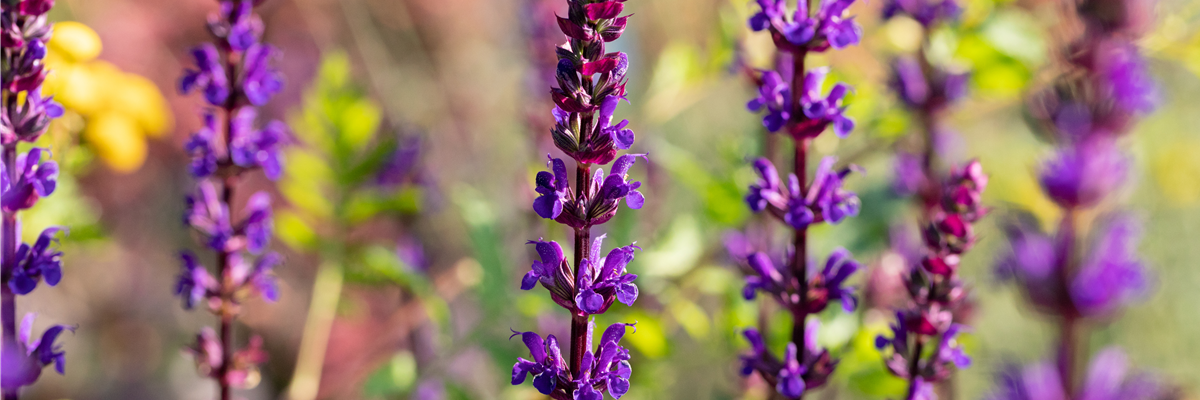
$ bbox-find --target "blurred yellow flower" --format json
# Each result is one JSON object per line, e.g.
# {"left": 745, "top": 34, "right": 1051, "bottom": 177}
{"left": 42, "top": 22, "right": 173, "bottom": 173}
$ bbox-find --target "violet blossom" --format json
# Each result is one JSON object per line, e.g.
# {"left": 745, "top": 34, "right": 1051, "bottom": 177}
{"left": 174, "top": 1, "right": 288, "bottom": 398}
{"left": 1, "top": 0, "right": 73, "bottom": 396}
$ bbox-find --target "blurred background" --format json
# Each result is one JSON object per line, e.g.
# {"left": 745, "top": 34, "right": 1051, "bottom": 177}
{"left": 17, "top": 0, "right": 1200, "bottom": 398}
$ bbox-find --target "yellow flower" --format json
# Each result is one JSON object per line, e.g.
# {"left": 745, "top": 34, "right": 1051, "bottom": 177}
{"left": 42, "top": 22, "right": 173, "bottom": 173}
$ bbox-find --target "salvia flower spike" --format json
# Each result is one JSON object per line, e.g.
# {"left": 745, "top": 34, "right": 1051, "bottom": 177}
{"left": 175, "top": 1, "right": 287, "bottom": 398}
{"left": 991, "top": 0, "right": 1159, "bottom": 393}
{"left": 734, "top": 0, "right": 865, "bottom": 398}
{"left": 511, "top": 1, "right": 645, "bottom": 399}
{"left": 0, "top": 0, "right": 73, "bottom": 397}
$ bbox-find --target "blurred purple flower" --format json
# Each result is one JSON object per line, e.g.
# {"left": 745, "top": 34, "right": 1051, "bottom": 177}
{"left": 0, "top": 147, "right": 57, "bottom": 212}
{"left": 987, "top": 348, "right": 1165, "bottom": 400}
{"left": 0, "top": 314, "right": 73, "bottom": 389}
{"left": 2, "top": 89, "right": 63, "bottom": 144}
{"left": 229, "top": 108, "right": 288, "bottom": 180}
{"left": 7, "top": 227, "right": 65, "bottom": 295}
{"left": 739, "top": 321, "right": 836, "bottom": 399}
{"left": 241, "top": 44, "right": 284, "bottom": 106}
{"left": 180, "top": 44, "right": 230, "bottom": 106}
{"left": 1039, "top": 139, "right": 1128, "bottom": 209}
{"left": 881, "top": 0, "right": 962, "bottom": 26}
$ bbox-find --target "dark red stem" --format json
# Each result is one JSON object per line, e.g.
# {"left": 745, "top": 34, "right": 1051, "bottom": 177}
{"left": 788, "top": 49, "right": 810, "bottom": 398}
{"left": 569, "top": 163, "right": 592, "bottom": 377}
{"left": 1, "top": 144, "right": 18, "bottom": 400}
{"left": 1057, "top": 207, "right": 1081, "bottom": 396}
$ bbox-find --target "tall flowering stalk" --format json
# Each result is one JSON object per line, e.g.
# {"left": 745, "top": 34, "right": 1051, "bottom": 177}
{"left": 988, "top": 0, "right": 1159, "bottom": 395}
{"left": 0, "top": 0, "right": 73, "bottom": 398}
{"left": 875, "top": 161, "right": 986, "bottom": 399}
{"left": 734, "top": 0, "right": 865, "bottom": 398}
{"left": 870, "top": 2, "right": 981, "bottom": 398}
{"left": 510, "top": 1, "right": 643, "bottom": 399}
{"left": 175, "top": 1, "right": 286, "bottom": 399}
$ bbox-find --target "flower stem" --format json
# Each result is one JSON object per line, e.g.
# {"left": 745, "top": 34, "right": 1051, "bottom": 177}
{"left": 788, "top": 50, "right": 809, "bottom": 399}
{"left": 569, "top": 163, "right": 592, "bottom": 376}
{"left": 218, "top": 175, "right": 236, "bottom": 400}
{"left": 906, "top": 337, "right": 926, "bottom": 399}
{"left": 1057, "top": 207, "right": 1081, "bottom": 396}
{"left": 1, "top": 144, "right": 19, "bottom": 400}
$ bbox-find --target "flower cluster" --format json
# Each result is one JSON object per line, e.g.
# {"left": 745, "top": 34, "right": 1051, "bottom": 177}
{"left": 986, "top": 348, "right": 1166, "bottom": 400}
{"left": 511, "top": 322, "right": 636, "bottom": 399}
{"left": 875, "top": 160, "right": 987, "bottom": 398}
{"left": 513, "top": 1, "right": 644, "bottom": 399}
{"left": 1, "top": 0, "right": 73, "bottom": 395}
{"left": 174, "top": 0, "right": 286, "bottom": 396}
{"left": 747, "top": 66, "right": 855, "bottom": 138}
{"left": 746, "top": 156, "right": 861, "bottom": 229}
{"left": 992, "top": 0, "right": 1159, "bottom": 393}
{"left": 735, "top": 0, "right": 864, "bottom": 398}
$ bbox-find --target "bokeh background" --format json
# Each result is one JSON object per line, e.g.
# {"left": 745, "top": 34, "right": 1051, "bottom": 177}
{"left": 16, "top": 0, "right": 1200, "bottom": 398}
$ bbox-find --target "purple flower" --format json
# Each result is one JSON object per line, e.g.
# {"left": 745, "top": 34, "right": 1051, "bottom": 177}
{"left": 224, "top": 252, "right": 281, "bottom": 303}
{"left": 229, "top": 108, "right": 288, "bottom": 180}
{"left": 747, "top": 70, "right": 792, "bottom": 132}
{"left": 7, "top": 227, "right": 66, "bottom": 295}
{"left": 572, "top": 322, "right": 636, "bottom": 399}
{"left": 241, "top": 43, "right": 284, "bottom": 106}
{"left": 818, "top": 248, "right": 861, "bottom": 312}
{"left": 535, "top": 154, "right": 645, "bottom": 228}
{"left": 1097, "top": 42, "right": 1157, "bottom": 114}
{"left": 241, "top": 192, "right": 273, "bottom": 254}
{"left": 740, "top": 249, "right": 860, "bottom": 314}
{"left": 186, "top": 112, "right": 221, "bottom": 178}
{"left": 745, "top": 156, "right": 860, "bottom": 228}
{"left": 1071, "top": 215, "right": 1149, "bottom": 316}
{"left": 2, "top": 89, "right": 63, "bottom": 144}
{"left": 185, "top": 180, "right": 233, "bottom": 251}
{"left": 807, "top": 156, "right": 861, "bottom": 224}
{"left": 0, "top": 147, "right": 58, "bottom": 212}
{"left": 598, "top": 95, "right": 636, "bottom": 150}
{"left": 745, "top": 157, "right": 787, "bottom": 212}
{"left": 892, "top": 152, "right": 926, "bottom": 196}
{"left": 217, "top": 0, "right": 263, "bottom": 51}
{"left": 521, "top": 240, "right": 576, "bottom": 310}
{"left": 574, "top": 235, "right": 640, "bottom": 315}
{"left": 799, "top": 68, "right": 855, "bottom": 139}
{"left": 1039, "top": 139, "right": 1127, "bottom": 209}
{"left": 510, "top": 330, "right": 568, "bottom": 395}
{"left": 986, "top": 348, "right": 1164, "bottom": 400}
{"left": 740, "top": 322, "right": 835, "bottom": 399}
{"left": 889, "top": 57, "right": 970, "bottom": 110}
{"left": 180, "top": 44, "right": 230, "bottom": 106}
{"left": 0, "top": 314, "right": 73, "bottom": 390}
{"left": 533, "top": 157, "right": 570, "bottom": 219}
{"left": 881, "top": 0, "right": 962, "bottom": 26}
{"left": 748, "top": 0, "right": 861, "bottom": 50}
{"left": 176, "top": 252, "right": 218, "bottom": 310}
{"left": 375, "top": 136, "right": 422, "bottom": 187}
{"left": 935, "top": 324, "right": 971, "bottom": 370}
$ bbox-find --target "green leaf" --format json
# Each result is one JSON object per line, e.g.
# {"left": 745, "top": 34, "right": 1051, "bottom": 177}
{"left": 336, "top": 98, "right": 382, "bottom": 153}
